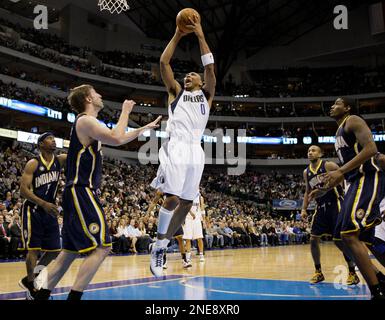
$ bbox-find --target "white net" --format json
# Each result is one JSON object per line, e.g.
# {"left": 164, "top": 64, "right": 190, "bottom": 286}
{"left": 98, "top": 0, "right": 130, "bottom": 14}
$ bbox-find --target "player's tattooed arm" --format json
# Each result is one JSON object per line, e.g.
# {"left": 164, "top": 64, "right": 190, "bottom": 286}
{"left": 20, "top": 159, "right": 59, "bottom": 217}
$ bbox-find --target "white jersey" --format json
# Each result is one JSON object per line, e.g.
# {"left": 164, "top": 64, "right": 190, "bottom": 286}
{"left": 166, "top": 89, "right": 210, "bottom": 143}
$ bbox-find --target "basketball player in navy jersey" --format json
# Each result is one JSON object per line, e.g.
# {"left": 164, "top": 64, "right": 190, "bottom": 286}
{"left": 323, "top": 97, "right": 385, "bottom": 299}
{"left": 301, "top": 145, "right": 359, "bottom": 285}
{"left": 149, "top": 17, "right": 215, "bottom": 276}
{"left": 34, "top": 85, "right": 161, "bottom": 300}
{"left": 19, "top": 132, "right": 66, "bottom": 299}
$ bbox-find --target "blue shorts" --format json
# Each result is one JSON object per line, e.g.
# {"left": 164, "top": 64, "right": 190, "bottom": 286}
{"left": 372, "top": 237, "right": 385, "bottom": 255}
{"left": 21, "top": 201, "right": 61, "bottom": 252}
{"left": 62, "top": 186, "right": 111, "bottom": 253}
{"left": 333, "top": 171, "right": 385, "bottom": 245}
{"left": 311, "top": 199, "right": 341, "bottom": 237}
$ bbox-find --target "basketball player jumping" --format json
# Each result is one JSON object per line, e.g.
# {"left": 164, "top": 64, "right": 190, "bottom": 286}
{"left": 301, "top": 145, "right": 359, "bottom": 285}
{"left": 19, "top": 133, "right": 66, "bottom": 299}
{"left": 34, "top": 85, "right": 161, "bottom": 300}
{"left": 323, "top": 97, "right": 385, "bottom": 300}
{"left": 149, "top": 18, "right": 216, "bottom": 276}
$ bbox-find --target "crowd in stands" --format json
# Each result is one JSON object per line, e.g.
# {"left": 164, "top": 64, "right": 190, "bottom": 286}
{"left": 222, "top": 66, "right": 385, "bottom": 98}
{"left": 0, "top": 141, "right": 311, "bottom": 259}
{"left": 0, "top": 18, "right": 198, "bottom": 86}
{"left": 2, "top": 17, "right": 385, "bottom": 98}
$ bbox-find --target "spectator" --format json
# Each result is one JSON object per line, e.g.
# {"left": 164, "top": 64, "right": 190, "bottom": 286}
{"left": 0, "top": 215, "right": 10, "bottom": 258}
{"left": 8, "top": 215, "right": 22, "bottom": 258}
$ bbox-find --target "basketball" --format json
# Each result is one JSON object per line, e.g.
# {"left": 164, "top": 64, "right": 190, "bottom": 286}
{"left": 176, "top": 8, "right": 201, "bottom": 33}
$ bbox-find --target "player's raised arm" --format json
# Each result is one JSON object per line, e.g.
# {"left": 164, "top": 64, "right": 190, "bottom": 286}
{"left": 77, "top": 101, "right": 161, "bottom": 146}
{"left": 20, "top": 159, "right": 59, "bottom": 217}
{"left": 160, "top": 28, "right": 185, "bottom": 97}
{"left": 189, "top": 18, "right": 216, "bottom": 106}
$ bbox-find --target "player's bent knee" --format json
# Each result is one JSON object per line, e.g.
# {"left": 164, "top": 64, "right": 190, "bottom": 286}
{"left": 179, "top": 198, "right": 193, "bottom": 209}
{"left": 98, "top": 245, "right": 111, "bottom": 256}
{"left": 341, "top": 233, "right": 358, "bottom": 245}
{"left": 163, "top": 194, "right": 180, "bottom": 210}
{"left": 310, "top": 236, "right": 320, "bottom": 243}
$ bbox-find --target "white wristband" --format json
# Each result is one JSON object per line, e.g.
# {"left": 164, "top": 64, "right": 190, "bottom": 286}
{"left": 201, "top": 53, "right": 214, "bottom": 67}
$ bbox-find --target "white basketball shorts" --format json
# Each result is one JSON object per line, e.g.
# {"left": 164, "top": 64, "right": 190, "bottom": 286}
{"left": 150, "top": 140, "right": 205, "bottom": 201}
{"left": 183, "top": 218, "right": 203, "bottom": 240}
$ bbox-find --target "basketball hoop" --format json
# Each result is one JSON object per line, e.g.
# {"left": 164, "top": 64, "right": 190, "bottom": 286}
{"left": 98, "top": 0, "right": 130, "bottom": 14}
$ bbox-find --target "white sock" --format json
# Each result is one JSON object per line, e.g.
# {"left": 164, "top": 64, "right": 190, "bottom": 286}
{"left": 186, "top": 252, "right": 191, "bottom": 260}
{"left": 157, "top": 207, "right": 174, "bottom": 235}
{"left": 155, "top": 238, "right": 170, "bottom": 248}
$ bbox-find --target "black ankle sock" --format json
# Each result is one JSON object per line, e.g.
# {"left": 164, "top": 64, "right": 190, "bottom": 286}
{"left": 182, "top": 253, "right": 186, "bottom": 262}
{"left": 369, "top": 284, "right": 382, "bottom": 296}
{"left": 315, "top": 264, "right": 322, "bottom": 272}
{"left": 35, "top": 288, "right": 51, "bottom": 300}
{"left": 27, "top": 280, "right": 35, "bottom": 290}
{"left": 376, "top": 271, "right": 385, "bottom": 282}
{"left": 67, "top": 290, "right": 83, "bottom": 300}
{"left": 348, "top": 266, "right": 356, "bottom": 273}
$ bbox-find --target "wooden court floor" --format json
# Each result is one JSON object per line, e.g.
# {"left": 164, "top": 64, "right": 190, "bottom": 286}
{"left": 1, "top": 242, "right": 384, "bottom": 298}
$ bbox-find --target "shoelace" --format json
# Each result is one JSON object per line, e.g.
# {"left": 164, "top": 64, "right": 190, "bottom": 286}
{"left": 155, "top": 249, "right": 164, "bottom": 268}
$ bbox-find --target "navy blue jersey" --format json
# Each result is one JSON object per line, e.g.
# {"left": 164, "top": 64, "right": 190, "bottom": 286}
{"left": 29, "top": 154, "right": 61, "bottom": 206}
{"left": 306, "top": 160, "right": 343, "bottom": 204}
{"left": 335, "top": 116, "right": 380, "bottom": 182}
{"left": 65, "top": 113, "right": 103, "bottom": 190}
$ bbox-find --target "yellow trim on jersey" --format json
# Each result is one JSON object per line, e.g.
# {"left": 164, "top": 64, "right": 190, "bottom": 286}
{"left": 310, "top": 207, "right": 317, "bottom": 229}
{"left": 27, "top": 205, "right": 32, "bottom": 248}
{"left": 63, "top": 244, "right": 111, "bottom": 254}
{"left": 338, "top": 115, "right": 350, "bottom": 129}
{"left": 311, "top": 233, "right": 332, "bottom": 238}
{"left": 73, "top": 147, "right": 86, "bottom": 185}
{"left": 71, "top": 187, "right": 97, "bottom": 246}
{"left": 40, "top": 154, "right": 55, "bottom": 170}
{"left": 309, "top": 159, "right": 323, "bottom": 175}
{"left": 20, "top": 200, "right": 26, "bottom": 249}
{"left": 86, "top": 187, "right": 106, "bottom": 245}
{"left": 371, "top": 157, "right": 380, "bottom": 172}
{"left": 41, "top": 248, "right": 61, "bottom": 252}
{"left": 353, "top": 142, "right": 359, "bottom": 155}
{"left": 88, "top": 146, "right": 96, "bottom": 189}
{"left": 333, "top": 188, "right": 342, "bottom": 212}
{"left": 341, "top": 175, "right": 365, "bottom": 234}
{"left": 63, "top": 248, "right": 81, "bottom": 254}
{"left": 362, "top": 172, "right": 379, "bottom": 228}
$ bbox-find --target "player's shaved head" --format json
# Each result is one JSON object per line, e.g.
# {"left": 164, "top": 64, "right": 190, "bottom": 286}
{"left": 309, "top": 145, "right": 322, "bottom": 154}
{"left": 307, "top": 145, "right": 323, "bottom": 162}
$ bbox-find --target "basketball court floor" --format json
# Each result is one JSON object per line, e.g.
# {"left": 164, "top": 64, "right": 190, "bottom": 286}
{"left": 0, "top": 243, "right": 382, "bottom": 300}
